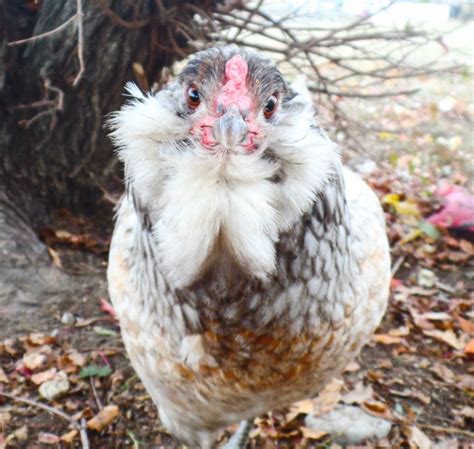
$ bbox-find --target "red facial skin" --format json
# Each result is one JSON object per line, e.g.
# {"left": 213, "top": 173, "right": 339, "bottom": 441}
{"left": 191, "top": 55, "right": 260, "bottom": 152}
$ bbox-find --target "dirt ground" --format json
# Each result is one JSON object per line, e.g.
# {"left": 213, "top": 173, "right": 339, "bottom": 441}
{"left": 0, "top": 34, "right": 473, "bottom": 449}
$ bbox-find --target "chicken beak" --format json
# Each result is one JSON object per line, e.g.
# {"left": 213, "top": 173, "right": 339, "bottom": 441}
{"left": 212, "top": 105, "right": 249, "bottom": 150}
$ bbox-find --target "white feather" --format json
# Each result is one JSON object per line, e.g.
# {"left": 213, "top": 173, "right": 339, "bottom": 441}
{"left": 109, "top": 78, "right": 340, "bottom": 288}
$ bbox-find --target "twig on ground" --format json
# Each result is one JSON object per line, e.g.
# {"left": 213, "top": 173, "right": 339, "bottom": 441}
{"left": 419, "top": 423, "right": 474, "bottom": 439}
{"left": 391, "top": 255, "right": 406, "bottom": 277}
{"left": 90, "top": 377, "right": 103, "bottom": 410}
{"left": 0, "top": 391, "right": 79, "bottom": 427}
{"left": 80, "top": 418, "right": 90, "bottom": 449}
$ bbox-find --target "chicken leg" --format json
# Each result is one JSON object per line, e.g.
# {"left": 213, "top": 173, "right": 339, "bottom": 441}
{"left": 221, "top": 420, "right": 252, "bottom": 449}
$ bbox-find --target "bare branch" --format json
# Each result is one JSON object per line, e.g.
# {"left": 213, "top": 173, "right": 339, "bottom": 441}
{"left": 73, "top": 0, "right": 85, "bottom": 86}
{"left": 7, "top": 14, "right": 77, "bottom": 46}
{"left": 213, "top": 0, "right": 465, "bottom": 128}
{"left": 8, "top": 1, "right": 86, "bottom": 87}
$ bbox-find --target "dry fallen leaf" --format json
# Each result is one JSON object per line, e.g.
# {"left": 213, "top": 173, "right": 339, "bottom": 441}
{"left": 311, "top": 378, "right": 344, "bottom": 416}
{"left": 27, "top": 333, "right": 55, "bottom": 346}
{"left": 0, "top": 369, "right": 8, "bottom": 384}
{"left": 87, "top": 405, "right": 120, "bottom": 431}
{"left": 422, "top": 312, "right": 452, "bottom": 321}
{"left": 287, "top": 379, "right": 344, "bottom": 422}
{"left": 457, "top": 316, "right": 474, "bottom": 335}
{"left": 456, "top": 406, "right": 474, "bottom": 418}
{"left": 389, "top": 388, "right": 431, "bottom": 405}
{"left": 344, "top": 361, "right": 360, "bottom": 372}
{"left": 457, "top": 374, "right": 474, "bottom": 392}
{"left": 372, "top": 334, "right": 403, "bottom": 345}
{"left": 286, "top": 399, "right": 315, "bottom": 422}
{"left": 422, "top": 329, "right": 464, "bottom": 350}
{"left": 300, "top": 427, "right": 327, "bottom": 440}
{"left": 31, "top": 367, "right": 57, "bottom": 386}
{"left": 57, "top": 350, "right": 86, "bottom": 373}
{"left": 22, "top": 352, "right": 47, "bottom": 370}
{"left": 362, "top": 400, "right": 393, "bottom": 420}
{"left": 404, "top": 425, "right": 432, "bottom": 449}
{"left": 60, "top": 430, "right": 78, "bottom": 443}
{"left": 430, "top": 362, "right": 456, "bottom": 384}
{"left": 38, "top": 432, "right": 60, "bottom": 444}
{"left": 342, "top": 382, "right": 374, "bottom": 405}
{"left": 389, "top": 326, "right": 411, "bottom": 337}
{"left": 464, "top": 339, "right": 474, "bottom": 356}
{"left": 12, "top": 425, "right": 28, "bottom": 441}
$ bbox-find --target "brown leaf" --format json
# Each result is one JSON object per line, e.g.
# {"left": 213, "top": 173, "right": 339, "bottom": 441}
{"left": 372, "top": 334, "right": 403, "bottom": 345}
{"left": 300, "top": 427, "right": 327, "bottom": 440}
{"left": 430, "top": 363, "right": 456, "bottom": 383}
{"left": 287, "top": 399, "right": 315, "bottom": 422}
{"left": 57, "top": 350, "right": 86, "bottom": 373}
{"left": 432, "top": 439, "right": 459, "bottom": 449}
{"left": 377, "top": 359, "right": 393, "bottom": 369}
{"left": 344, "top": 361, "right": 360, "bottom": 372}
{"left": 12, "top": 425, "right": 28, "bottom": 441}
{"left": 404, "top": 425, "right": 432, "bottom": 449}
{"left": 38, "top": 433, "right": 60, "bottom": 444}
{"left": 60, "top": 430, "right": 78, "bottom": 443}
{"left": 311, "top": 378, "right": 343, "bottom": 416}
{"left": 457, "top": 375, "right": 474, "bottom": 392}
{"left": 0, "top": 411, "right": 11, "bottom": 426}
{"left": 22, "top": 352, "right": 47, "bottom": 370}
{"left": 367, "top": 369, "right": 384, "bottom": 383}
{"left": 87, "top": 405, "right": 120, "bottom": 431}
{"left": 457, "top": 317, "right": 474, "bottom": 335}
{"left": 0, "top": 339, "right": 17, "bottom": 356}
{"left": 31, "top": 368, "right": 57, "bottom": 386}
{"left": 422, "top": 329, "right": 464, "bottom": 350}
{"left": 362, "top": 400, "right": 393, "bottom": 420}
{"left": 342, "top": 382, "right": 374, "bottom": 405}
{"left": 389, "top": 326, "right": 411, "bottom": 337}
{"left": 0, "top": 369, "right": 8, "bottom": 384}
{"left": 420, "top": 312, "right": 452, "bottom": 322}
{"left": 27, "top": 333, "right": 55, "bottom": 346}
{"left": 464, "top": 339, "right": 474, "bottom": 356}
{"left": 456, "top": 406, "right": 474, "bottom": 418}
{"left": 389, "top": 388, "right": 431, "bottom": 405}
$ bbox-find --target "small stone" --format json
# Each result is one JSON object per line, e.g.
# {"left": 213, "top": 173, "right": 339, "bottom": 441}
{"left": 305, "top": 404, "right": 392, "bottom": 445}
{"left": 61, "top": 312, "right": 75, "bottom": 325}
{"left": 39, "top": 371, "right": 70, "bottom": 401}
{"left": 13, "top": 425, "right": 28, "bottom": 441}
{"left": 417, "top": 268, "right": 437, "bottom": 289}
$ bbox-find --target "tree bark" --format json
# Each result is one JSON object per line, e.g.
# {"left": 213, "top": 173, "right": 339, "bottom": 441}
{"left": 0, "top": 0, "right": 221, "bottom": 335}
{"left": 1, "top": 0, "right": 189, "bottom": 220}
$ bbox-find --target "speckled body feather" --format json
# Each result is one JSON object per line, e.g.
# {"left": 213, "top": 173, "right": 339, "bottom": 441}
{"left": 108, "top": 47, "right": 390, "bottom": 448}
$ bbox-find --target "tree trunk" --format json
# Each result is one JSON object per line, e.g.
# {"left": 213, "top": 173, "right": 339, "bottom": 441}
{"left": 0, "top": 0, "right": 221, "bottom": 335}
{"left": 1, "top": 0, "right": 195, "bottom": 219}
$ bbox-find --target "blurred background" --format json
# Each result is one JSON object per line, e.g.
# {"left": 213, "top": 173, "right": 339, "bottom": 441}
{"left": 0, "top": 1, "right": 473, "bottom": 448}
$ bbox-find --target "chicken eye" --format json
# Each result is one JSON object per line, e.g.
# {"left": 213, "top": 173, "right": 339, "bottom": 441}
{"left": 263, "top": 95, "right": 278, "bottom": 119}
{"left": 187, "top": 84, "right": 200, "bottom": 109}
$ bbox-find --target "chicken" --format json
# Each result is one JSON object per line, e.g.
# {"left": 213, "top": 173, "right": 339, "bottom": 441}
{"left": 107, "top": 46, "right": 391, "bottom": 449}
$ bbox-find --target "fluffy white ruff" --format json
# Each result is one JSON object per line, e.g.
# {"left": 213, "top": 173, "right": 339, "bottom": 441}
{"left": 109, "top": 81, "right": 340, "bottom": 288}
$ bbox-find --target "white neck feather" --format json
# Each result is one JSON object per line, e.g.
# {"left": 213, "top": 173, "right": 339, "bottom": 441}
{"left": 110, "top": 82, "right": 341, "bottom": 288}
